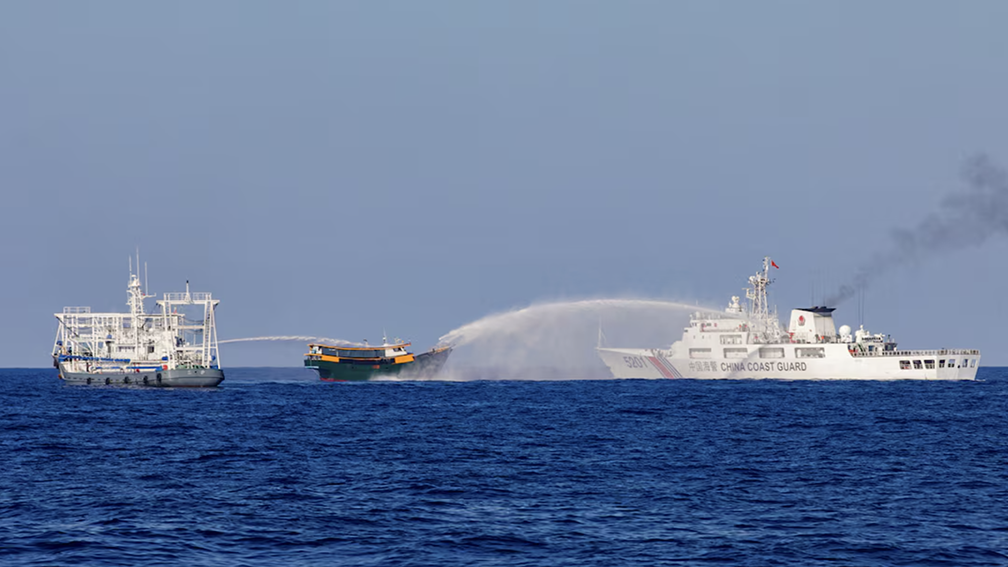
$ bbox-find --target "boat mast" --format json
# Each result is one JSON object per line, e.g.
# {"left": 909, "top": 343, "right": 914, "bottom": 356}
{"left": 746, "top": 257, "right": 776, "bottom": 340}
{"left": 157, "top": 281, "right": 219, "bottom": 369}
{"left": 127, "top": 251, "right": 154, "bottom": 359}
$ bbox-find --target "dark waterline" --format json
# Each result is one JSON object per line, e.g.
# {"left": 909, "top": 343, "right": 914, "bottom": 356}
{"left": 2, "top": 368, "right": 1007, "bottom": 566}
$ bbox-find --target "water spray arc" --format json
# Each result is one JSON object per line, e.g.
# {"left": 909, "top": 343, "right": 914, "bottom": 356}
{"left": 218, "top": 336, "right": 364, "bottom": 346}
{"left": 438, "top": 299, "right": 722, "bottom": 348}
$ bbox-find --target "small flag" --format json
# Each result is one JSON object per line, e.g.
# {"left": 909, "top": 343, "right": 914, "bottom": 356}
{"left": 771, "top": 260, "right": 779, "bottom": 269}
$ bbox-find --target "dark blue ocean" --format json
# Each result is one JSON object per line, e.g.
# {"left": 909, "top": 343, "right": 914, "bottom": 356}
{"left": 2, "top": 368, "right": 1007, "bottom": 566}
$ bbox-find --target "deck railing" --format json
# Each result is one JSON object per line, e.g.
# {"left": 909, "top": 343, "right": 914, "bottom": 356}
{"left": 850, "top": 348, "right": 980, "bottom": 358}
{"left": 162, "top": 292, "right": 212, "bottom": 302}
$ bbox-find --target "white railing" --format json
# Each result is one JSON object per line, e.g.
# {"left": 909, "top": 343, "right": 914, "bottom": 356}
{"left": 63, "top": 306, "right": 91, "bottom": 314}
{"left": 161, "top": 292, "right": 212, "bottom": 302}
{"left": 850, "top": 348, "right": 980, "bottom": 358}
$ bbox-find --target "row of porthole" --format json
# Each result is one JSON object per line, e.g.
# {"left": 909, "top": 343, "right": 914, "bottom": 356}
{"left": 84, "top": 373, "right": 163, "bottom": 385}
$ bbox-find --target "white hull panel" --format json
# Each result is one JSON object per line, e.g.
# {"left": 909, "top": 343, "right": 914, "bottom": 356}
{"left": 598, "top": 346, "right": 980, "bottom": 381}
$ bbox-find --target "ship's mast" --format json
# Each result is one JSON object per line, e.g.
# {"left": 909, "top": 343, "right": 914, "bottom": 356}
{"left": 746, "top": 257, "right": 771, "bottom": 321}
{"left": 745, "top": 257, "right": 779, "bottom": 340}
{"left": 127, "top": 252, "right": 154, "bottom": 357}
{"left": 156, "top": 282, "right": 220, "bottom": 369}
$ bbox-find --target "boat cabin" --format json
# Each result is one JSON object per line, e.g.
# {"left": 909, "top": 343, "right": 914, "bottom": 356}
{"left": 307, "top": 342, "right": 411, "bottom": 360}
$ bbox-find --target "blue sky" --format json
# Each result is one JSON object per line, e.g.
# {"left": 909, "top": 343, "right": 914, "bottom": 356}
{"left": 2, "top": 1, "right": 1006, "bottom": 367}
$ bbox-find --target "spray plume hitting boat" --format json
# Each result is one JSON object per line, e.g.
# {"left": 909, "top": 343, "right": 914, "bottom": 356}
{"left": 597, "top": 257, "right": 980, "bottom": 380}
{"left": 304, "top": 336, "right": 451, "bottom": 382}
{"left": 52, "top": 255, "right": 224, "bottom": 387}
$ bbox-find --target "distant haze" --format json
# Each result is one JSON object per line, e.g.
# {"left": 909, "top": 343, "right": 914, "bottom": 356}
{"left": 2, "top": 1, "right": 1006, "bottom": 367}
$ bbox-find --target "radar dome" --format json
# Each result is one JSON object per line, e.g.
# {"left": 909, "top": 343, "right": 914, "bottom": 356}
{"left": 839, "top": 325, "right": 852, "bottom": 337}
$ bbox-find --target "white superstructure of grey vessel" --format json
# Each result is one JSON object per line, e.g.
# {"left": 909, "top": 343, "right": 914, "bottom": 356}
{"left": 52, "top": 256, "right": 224, "bottom": 387}
{"left": 597, "top": 257, "right": 980, "bottom": 380}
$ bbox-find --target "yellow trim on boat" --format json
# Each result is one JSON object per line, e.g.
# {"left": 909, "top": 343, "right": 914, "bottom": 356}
{"left": 394, "top": 355, "right": 415, "bottom": 364}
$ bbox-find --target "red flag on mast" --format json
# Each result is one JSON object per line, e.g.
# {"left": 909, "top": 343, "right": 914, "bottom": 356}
{"left": 771, "top": 260, "right": 779, "bottom": 269}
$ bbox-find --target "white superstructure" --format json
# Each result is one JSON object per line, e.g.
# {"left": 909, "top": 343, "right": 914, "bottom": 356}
{"left": 597, "top": 257, "right": 980, "bottom": 380}
{"left": 52, "top": 255, "right": 223, "bottom": 386}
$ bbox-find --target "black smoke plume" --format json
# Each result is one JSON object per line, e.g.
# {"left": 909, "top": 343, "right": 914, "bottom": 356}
{"left": 826, "top": 154, "right": 1008, "bottom": 305}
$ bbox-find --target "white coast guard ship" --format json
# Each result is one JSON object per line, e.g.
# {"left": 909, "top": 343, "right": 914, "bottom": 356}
{"left": 597, "top": 257, "right": 980, "bottom": 380}
{"left": 52, "top": 257, "right": 224, "bottom": 387}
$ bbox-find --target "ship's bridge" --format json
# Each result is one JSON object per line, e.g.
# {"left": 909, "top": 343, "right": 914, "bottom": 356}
{"left": 682, "top": 311, "right": 754, "bottom": 349}
{"left": 309, "top": 342, "right": 411, "bottom": 359}
{"left": 788, "top": 307, "right": 837, "bottom": 343}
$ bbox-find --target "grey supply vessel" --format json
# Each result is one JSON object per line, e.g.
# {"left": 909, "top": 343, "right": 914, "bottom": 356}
{"left": 52, "top": 256, "right": 224, "bottom": 387}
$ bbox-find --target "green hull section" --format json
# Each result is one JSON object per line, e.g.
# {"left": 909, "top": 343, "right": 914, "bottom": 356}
{"left": 305, "top": 347, "right": 451, "bottom": 382}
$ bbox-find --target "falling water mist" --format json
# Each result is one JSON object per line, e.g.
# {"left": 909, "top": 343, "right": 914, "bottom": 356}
{"left": 435, "top": 299, "right": 722, "bottom": 380}
{"left": 217, "top": 301, "right": 720, "bottom": 380}
{"left": 826, "top": 154, "right": 1008, "bottom": 305}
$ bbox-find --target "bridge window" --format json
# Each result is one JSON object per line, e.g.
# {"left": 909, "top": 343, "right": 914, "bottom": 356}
{"left": 689, "top": 348, "right": 711, "bottom": 359}
{"left": 321, "top": 348, "right": 384, "bottom": 358}
{"left": 795, "top": 347, "right": 825, "bottom": 358}
{"left": 970, "top": 359, "right": 977, "bottom": 368}
{"left": 947, "top": 359, "right": 955, "bottom": 367}
{"left": 913, "top": 360, "right": 922, "bottom": 369}
{"left": 720, "top": 334, "right": 743, "bottom": 345}
{"left": 759, "top": 347, "right": 784, "bottom": 359}
{"left": 924, "top": 360, "right": 935, "bottom": 369}
{"left": 939, "top": 359, "right": 945, "bottom": 368}
{"left": 899, "top": 360, "right": 911, "bottom": 369}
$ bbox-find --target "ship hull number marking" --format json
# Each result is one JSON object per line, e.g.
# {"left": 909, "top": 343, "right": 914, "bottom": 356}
{"left": 623, "top": 356, "right": 648, "bottom": 369}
